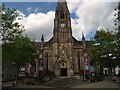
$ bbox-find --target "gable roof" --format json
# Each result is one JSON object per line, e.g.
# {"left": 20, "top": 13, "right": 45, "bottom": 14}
{"left": 44, "top": 37, "right": 53, "bottom": 47}
{"left": 34, "top": 37, "right": 91, "bottom": 51}
{"left": 72, "top": 37, "right": 82, "bottom": 46}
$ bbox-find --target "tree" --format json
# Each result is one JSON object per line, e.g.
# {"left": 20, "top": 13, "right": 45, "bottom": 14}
{"left": 1, "top": 4, "right": 38, "bottom": 81}
{"left": 90, "top": 1, "right": 120, "bottom": 77}
{"left": 1, "top": 4, "right": 38, "bottom": 63}
{"left": 0, "top": 4, "right": 24, "bottom": 44}
{"left": 90, "top": 29, "right": 118, "bottom": 76}
{"left": 3, "top": 36, "right": 38, "bottom": 65}
{"left": 113, "top": 1, "right": 120, "bottom": 70}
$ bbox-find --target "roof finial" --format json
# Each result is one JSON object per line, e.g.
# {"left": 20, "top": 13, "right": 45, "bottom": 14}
{"left": 82, "top": 32, "right": 85, "bottom": 40}
{"left": 41, "top": 34, "right": 44, "bottom": 42}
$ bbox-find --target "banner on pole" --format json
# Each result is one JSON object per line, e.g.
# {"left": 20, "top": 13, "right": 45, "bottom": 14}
{"left": 84, "top": 55, "right": 90, "bottom": 75}
{"left": 38, "top": 59, "right": 44, "bottom": 77}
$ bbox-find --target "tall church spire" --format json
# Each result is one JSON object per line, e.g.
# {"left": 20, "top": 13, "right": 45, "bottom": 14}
{"left": 53, "top": 0, "right": 72, "bottom": 42}
{"left": 56, "top": 0, "right": 69, "bottom": 14}
{"left": 55, "top": 0, "right": 70, "bottom": 26}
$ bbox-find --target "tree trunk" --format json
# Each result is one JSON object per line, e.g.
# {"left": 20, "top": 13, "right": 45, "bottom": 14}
{"left": 108, "top": 67, "right": 112, "bottom": 79}
{"left": 100, "top": 65, "right": 103, "bottom": 81}
{"left": 16, "top": 64, "right": 20, "bottom": 84}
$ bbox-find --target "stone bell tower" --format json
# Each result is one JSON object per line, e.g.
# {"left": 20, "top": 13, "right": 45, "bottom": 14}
{"left": 53, "top": 0, "right": 72, "bottom": 43}
{"left": 53, "top": 0, "right": 74, "bottom": 77}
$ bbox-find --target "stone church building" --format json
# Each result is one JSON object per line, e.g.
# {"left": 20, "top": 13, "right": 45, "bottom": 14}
{"left": 35, "top": 0, "right": 91, "bottom": 78}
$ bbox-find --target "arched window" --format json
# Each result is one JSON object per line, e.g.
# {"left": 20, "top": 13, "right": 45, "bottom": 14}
{"left": 60, "top": 11, "right": 65, "bottom": 19}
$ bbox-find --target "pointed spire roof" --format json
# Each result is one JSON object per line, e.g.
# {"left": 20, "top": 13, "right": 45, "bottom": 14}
{"left": 82, "top": 32, "right": 85, "bottom": 40}
{"left": 56, "top": 0, "right": 69, "bottom": 12}
{"left": 41, "top": 34, "right": 44, "bottom": 42}
{"left": 58, "top": 0, "right": 66, "bottom": 2}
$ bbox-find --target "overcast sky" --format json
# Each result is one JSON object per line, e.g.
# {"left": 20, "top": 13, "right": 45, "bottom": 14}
{"left": 4, "top": 0, "right": 117, "bottom": 41}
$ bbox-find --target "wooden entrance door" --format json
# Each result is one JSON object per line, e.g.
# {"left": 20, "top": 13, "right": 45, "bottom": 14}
{"left": 61, "top": 68, "right": 67, "bottom": 76}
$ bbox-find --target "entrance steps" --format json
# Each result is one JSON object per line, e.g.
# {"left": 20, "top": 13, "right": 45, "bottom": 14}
{"left": 42, "top": 77, "right": 81, "bottom": 88}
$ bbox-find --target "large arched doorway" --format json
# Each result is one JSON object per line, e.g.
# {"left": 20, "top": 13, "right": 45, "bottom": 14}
{"left": 59, "top": 61, "right": 67, "bottom": 76}
{"left": 54, "top": 58, "right": 73, "bottom": 77}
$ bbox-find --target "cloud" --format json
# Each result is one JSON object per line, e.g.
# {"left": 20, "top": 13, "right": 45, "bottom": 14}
{"left": 17, "top": 11, "right": 55, "bottom": 41}
{"left": 67, "top": 1, "right": 117, "bottom": 40}
{"left": 67, "top": 1, "right": 80, "bottom": 13}
{"left": 16, "top": 1, "right": 117, "bottom": 41}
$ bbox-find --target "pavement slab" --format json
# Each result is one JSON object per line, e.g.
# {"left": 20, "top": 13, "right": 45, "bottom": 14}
{"left": 72, "top": 80, "right": 119, "bottom": 88}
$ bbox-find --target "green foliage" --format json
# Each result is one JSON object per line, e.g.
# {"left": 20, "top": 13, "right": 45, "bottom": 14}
{"left": 90, "top": 1, "right": 120, "bottom": 72}
{"left": 114, "top": 1, "right": 120, "bottom": 66}
{"left": 89, "top": 40, "right": 101, "bottom": 66}
{"left": 2, "top": 36, "right": 38, "bottom": 66}
{"left": 2, "top": 4, "right": 38, "bottom": 65}
{"left": 0, "top": 4, "right": 24, "bottom": 44}
{"left": 90, "top": 29, "right": 118, "bottom": 68}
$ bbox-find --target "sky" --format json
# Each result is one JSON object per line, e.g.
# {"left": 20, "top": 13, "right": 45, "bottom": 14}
{"left": 3, "top": 0, "right": 117, "bottom": 41}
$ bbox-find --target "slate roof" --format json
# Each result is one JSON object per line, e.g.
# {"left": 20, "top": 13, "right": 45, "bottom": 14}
{"left": 72, "top": 37, "right": 91, "bottom": 49}
{"left": 72, "top": 37, "right": 83, "bottom": 46}
{"left": 34, "top": 38, "right": 91, "bottom": 51}
{"left": 44, "top": 37, "right": 53, "bottom": 47}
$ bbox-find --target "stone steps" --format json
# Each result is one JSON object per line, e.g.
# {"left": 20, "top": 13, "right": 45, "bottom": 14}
{"left": 42, "top": 77, "right": 80, "bottom": 87}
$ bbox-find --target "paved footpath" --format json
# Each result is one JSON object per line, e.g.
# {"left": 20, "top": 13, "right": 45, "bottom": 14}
{"left": 2, "top": 78, "right": 120, "bottom": 89}
{"left": 13, "top": 80, "right": 119, "bottom": 88}
{"left": 12, "top": 83, "right": 53, "bottom": 88}
{"left": 72, "top": 80, "right": 119, "bottom": 88}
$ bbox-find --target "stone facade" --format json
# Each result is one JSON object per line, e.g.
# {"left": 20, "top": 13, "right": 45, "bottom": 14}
{"left": 36, "top": 0, "right": 91, "bottom": 77}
